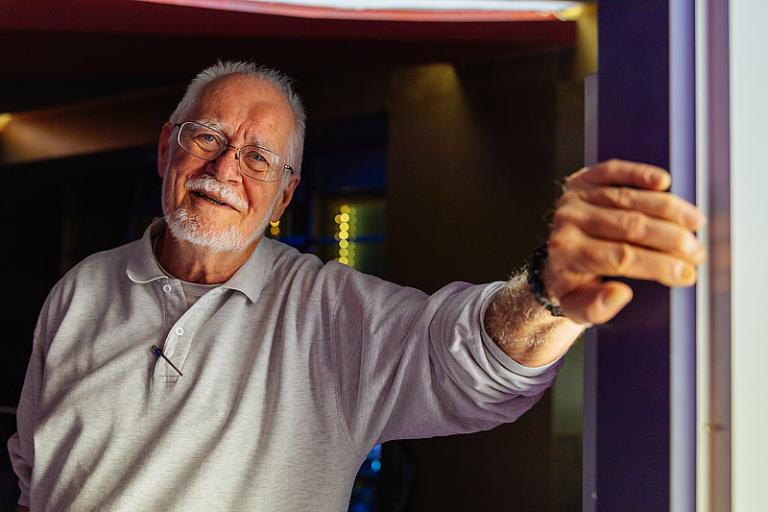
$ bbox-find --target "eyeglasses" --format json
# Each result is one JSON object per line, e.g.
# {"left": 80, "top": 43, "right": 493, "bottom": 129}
{"left": 173, "top": 121, "right": 293, "bottom": 182}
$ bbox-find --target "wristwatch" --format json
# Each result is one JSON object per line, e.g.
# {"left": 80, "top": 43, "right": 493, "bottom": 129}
{"left": 527, "top": 242, "right": 565, "bottom": 317}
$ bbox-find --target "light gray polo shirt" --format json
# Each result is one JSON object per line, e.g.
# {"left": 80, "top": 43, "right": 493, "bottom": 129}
{"left": 8, "top": 220, "right": 561, "bottom": 511}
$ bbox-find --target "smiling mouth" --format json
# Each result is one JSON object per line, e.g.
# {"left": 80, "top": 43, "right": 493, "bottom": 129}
{"left": 192, "top": 191, "right": 231, "bottom": 208}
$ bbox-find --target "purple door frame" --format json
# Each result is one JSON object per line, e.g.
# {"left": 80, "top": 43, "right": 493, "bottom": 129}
{"left": 585, "top": 1, "right": 698, "bottom": 510}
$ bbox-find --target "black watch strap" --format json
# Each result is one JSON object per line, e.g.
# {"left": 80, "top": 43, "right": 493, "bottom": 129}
{"left": 527, "top": 243, "right": 565, "bottom": 318}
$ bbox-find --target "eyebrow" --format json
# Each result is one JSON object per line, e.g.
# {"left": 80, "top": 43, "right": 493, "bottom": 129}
{"left": 193, "top": 118, "right": 275, "bottom": 150}
{"left": 194, "top": 118, "right": 231, "bottom": 133}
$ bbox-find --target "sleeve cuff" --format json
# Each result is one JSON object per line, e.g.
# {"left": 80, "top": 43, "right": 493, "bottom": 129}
{"left": 479, "top": 281, "right": 564, "bottom": 378}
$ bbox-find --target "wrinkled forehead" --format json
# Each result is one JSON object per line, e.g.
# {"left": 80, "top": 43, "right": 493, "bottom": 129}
{"left": 189, "top": 74, "right": 294, "bottom": 150}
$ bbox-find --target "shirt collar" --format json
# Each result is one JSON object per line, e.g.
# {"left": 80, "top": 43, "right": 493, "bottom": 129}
{"left": 126, "top": 218, "right": 276, "bottom": 303}
{"left": 125, "top": 219, "right": 167, "bottom": 284}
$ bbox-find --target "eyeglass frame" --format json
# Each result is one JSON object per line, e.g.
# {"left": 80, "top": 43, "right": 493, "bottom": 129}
{"left": 172, "top": 121, "right": 294, "bottom": 182}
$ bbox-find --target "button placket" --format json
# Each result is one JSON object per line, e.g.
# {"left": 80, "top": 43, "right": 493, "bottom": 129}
{"left": 153, "top": 279, "right": 188, "bottom": 381}
{"left": 152, "top": 286, "right": 226, "bottom": 382}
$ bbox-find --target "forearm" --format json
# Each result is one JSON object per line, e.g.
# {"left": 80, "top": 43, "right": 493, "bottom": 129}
{"left": 484, "top": 271, "right": 585, "bottom": 367}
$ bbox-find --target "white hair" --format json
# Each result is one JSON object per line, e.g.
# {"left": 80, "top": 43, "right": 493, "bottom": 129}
{"left": 169, "top": 60, "right": 306, "bottom": 173}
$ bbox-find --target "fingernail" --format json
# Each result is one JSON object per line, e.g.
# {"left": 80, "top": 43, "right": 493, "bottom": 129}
{"left": 684, "top": 209, "right": 706, "bottom": 228}
{"left": 685, "top": 235, "right": 701, "bottom": 255}
{"left": 676, "top": 262, "right": 696, "bottom": 282}
{"left": 656, "top": 173, "right": 672, "bottom": 190}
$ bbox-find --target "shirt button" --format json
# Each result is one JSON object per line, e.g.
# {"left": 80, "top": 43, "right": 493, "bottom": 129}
{"left": 175, "top": 327, "right": 184, "bottom": 336}
{"left": 163, "top": 284, "right": 172, "bottom": 293}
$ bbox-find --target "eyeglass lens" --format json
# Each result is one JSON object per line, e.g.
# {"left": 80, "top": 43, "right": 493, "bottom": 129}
{"left": 177, "top": 122, "right": 283, "bottom": 181}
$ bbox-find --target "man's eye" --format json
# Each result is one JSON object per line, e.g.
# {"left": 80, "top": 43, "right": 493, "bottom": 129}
{"left": 197, "top": 133, "right": 221, "bottom": 145}
{"left": 242, "top": 149, "right": 269, "bottom": 165}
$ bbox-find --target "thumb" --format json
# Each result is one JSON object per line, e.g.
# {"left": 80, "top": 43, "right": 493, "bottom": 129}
{"left": 559, "top": 281, "right": 634, "bottom": 325}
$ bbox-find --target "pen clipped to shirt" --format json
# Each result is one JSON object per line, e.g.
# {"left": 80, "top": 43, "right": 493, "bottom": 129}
{"left": 150, "top": 345, "right": 183, "bottom": 376}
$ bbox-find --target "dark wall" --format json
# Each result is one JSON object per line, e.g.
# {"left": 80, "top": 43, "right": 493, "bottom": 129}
{"left": 385, "top": 52, "right": 578, "bottom": 511}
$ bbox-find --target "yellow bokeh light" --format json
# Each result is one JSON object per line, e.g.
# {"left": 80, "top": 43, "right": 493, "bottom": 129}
{"left": 270, "top": 227, "right": 280, "bottom": 236}
{"left": 339, "top": 232, "right": 349, "bottom": 240}
{"left": 340, "top": 213, "right": 350, "bottom": 223}
{"left": 334, "top": 214, "right": 341, "bottom": 224}
{"left": 339, "top": 248, "right": 349, "bottom": 257}
{"left": 339, "top": 240, "right": 349, "bottom": 248}
{"left": 270, "top": 220, "right": 280, "bottom": 227}
{"left": 0, "top": 113, "right": 12, "bottom": 133}
{"left": 340, "top": 222, "right": 349, "bottom": 232}
{"left": 340, "top": 205, "right": 351, "bottom": 214}
{"left": 339, "top": 257, "right": 349, "bottom": 265}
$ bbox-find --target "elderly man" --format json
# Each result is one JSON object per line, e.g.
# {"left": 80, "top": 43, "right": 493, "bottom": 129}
{"left": 8, "top": 61, "right": 705, "bottom": 512}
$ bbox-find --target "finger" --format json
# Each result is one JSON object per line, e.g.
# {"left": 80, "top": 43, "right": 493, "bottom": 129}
{"left": 559, "top": 280, "right": 633, "bottom": 325}
{"left": 549, "top": 226, "right": 699, "bottom": 287}
{"left": 567, "top": 160, "right": 671, "bottom": 191}
{"left": 554, "top": 201, "right": 705, "bottom": 264}
{"left": 570, "top": 187, "right": 706, "bottom": 231}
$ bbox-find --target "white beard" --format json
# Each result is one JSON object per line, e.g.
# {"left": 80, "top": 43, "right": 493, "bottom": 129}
{"left": 162, "top": 174, "right": 279, "bottom": 253}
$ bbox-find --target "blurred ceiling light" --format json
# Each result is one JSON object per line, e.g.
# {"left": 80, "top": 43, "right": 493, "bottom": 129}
{"left": 136, "top": 0, "right": 585, "bottom": 20}
{"left": 257, "top": 1, "right": 583, "bottom": 10}
{"left": 0, "top": 113, "right": 12, "bottom": 133}
{"left": 555, "top": 4, "right": 586, "bottom": 20}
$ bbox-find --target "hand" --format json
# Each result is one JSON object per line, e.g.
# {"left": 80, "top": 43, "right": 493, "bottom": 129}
{"left": 544, "top": 159, "right": 706, "bottom": 325}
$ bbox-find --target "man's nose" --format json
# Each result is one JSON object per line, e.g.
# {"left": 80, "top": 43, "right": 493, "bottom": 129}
{"left": 207, "top": 145, "right": 243, "bottom": 182}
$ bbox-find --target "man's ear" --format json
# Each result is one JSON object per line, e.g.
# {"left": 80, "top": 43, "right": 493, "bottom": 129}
{"left": 157, "top": 123, "right": 174, "bottom": 178}
{"left": 271, "top": 174, "right": 301, "bottom": 222}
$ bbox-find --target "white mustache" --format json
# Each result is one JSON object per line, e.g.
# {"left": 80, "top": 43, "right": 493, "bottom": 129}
{"left": 185, "top": 176, "right": 247, "bottom": 211}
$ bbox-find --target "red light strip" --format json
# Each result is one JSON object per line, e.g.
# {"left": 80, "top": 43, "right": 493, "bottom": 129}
{"left": 133, "top": 0, "right": 561, "bottom": 21}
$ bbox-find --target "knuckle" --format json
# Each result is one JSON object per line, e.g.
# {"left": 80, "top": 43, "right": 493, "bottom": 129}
{"left": 552, "top": 207, "right": 574, "bottom": 229}
{"left": 616, "top": 187, "right": 635, "bottom": 209}
{"left": 657, "top": 196, "right": 679, "bottom": 219}
{"left": 603, "top": 159, "right": 623, "bottom": 174}
{"left": 548, "top": 229, "right": 569, "bottom": 256}
{"left": 618, "top": 211, "right": 647, "bottom": 240}
{"left": 548, "top": 227, "right": 579, "bottom": 266}
{"left": 557, "top": 190, "right": 578, "bottom": 207}
{"left": 642, "top": 169, "right": 657, "bottom": 184}
{"left": 608, "top": 243, "right": 635, "bottom": 273}
{"left": 566, "top": 166, "right": 589, "bottom": 183}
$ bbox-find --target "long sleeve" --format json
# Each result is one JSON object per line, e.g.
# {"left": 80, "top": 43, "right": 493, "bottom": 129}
{"left": 8, "top": 309, "right": 48, "bottom": 508}
{"left": 330, "top": 268, "right": 562, "bottom": 455}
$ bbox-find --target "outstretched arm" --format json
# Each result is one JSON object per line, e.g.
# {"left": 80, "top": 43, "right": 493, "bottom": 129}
{"left": 485, "top": 160, "right": 706, "bottom": 367}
